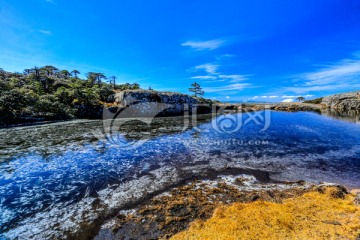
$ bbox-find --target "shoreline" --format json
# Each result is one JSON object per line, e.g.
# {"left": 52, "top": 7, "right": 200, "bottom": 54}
{"left": 2, "top": 102, "right": 360, "bottom": 239}
{"left": 94, "top": 173, "right": 359, "bottom": 240}
{"left": 0, "top": 102, "right": 323, "bottom": 129}
{"left": 5, "top": 164, "right": 359, "bottom": 240}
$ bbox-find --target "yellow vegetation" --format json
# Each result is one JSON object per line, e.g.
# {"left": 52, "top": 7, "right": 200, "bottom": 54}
{"left": 171, "top": 187, "right": 360, "bottom": 240}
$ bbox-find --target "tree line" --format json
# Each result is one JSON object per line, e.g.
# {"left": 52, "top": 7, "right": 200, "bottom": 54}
{"left": 0, "top": 66, "right": 140, "bottom": 124}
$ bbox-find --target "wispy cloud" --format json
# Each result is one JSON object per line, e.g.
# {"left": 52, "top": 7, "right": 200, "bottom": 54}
{"left": 218, "top": 74, "right": 249, "bottom": 83}
{"left": 204, "top": 83, "right": 250, "bottom": 93}
{"left": 182, "top": 39, "right": 225, "bottom": 51}
{"left": 191, "top": 76, "right": 217, "bottom": 80}
{"left": 45, "top": 0, "right": 56, "bottom": 4}
{"left": 191, "top": 64, "right": 249, "bottom": 83}
{"left": 281, "top": 95, "right": 313, "bottom": 98}
{"left": 39, "top": 29, "right": 52, "bottom": 35}
{"left": 285, "top": 56, "right": 360, "bottom": 94}
{"left": 250, "top": 95, "right": 277, "bottom": 100}
{"left": 186, "top": 43, "right": 252, "bottom": 94}
{"left": 304, "top": 59, "right": 360, "bottom": 86}
{"left": 282, "top": 98, "right": 295, "bottom": 103}
{"left": 250, "top": 95, "right": 313, "bottom": 101}
{"left": 194, "top": 63, "right": 219, "bottom": 74}
{"left": 189, "top": 61, "right": 251, "bottom": 93}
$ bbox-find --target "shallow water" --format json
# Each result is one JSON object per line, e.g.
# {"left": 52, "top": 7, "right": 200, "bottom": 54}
{"left": 1, "top": 111, "right": 360, "bottom": 238}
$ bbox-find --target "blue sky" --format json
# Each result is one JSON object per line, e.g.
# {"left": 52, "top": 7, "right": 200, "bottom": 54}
{"left": 1, "top": 0, "right": 360, "bottom": 102}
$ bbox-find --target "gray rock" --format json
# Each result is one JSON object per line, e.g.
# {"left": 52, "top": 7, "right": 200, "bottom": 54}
{"left": 322, "top": 91, "right": 360, "bottom": 110}
{"left": 114, "top": 90, "right": 211, "bottom": 117}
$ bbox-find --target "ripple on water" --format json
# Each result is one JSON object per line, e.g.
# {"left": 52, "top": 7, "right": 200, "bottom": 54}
{"left": 1, "top": 112, "right": 360, "bottom": 238}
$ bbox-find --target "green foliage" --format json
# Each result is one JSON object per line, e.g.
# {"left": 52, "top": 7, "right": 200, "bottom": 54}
{"left": 116, "top": 83, "right": 140, "bottom": 90}
{"left": 304, "top": 97, "right": 323, "bottom": 104}
{"left": 0, "top": 66, "right": 141, "bottom": 124}
{"left": 189, "top": 82, "right": 204, "bottom": 97}
{"left": 34, "top": 94, "right": 75, "bottom": 119}
{"left": 99, "top": 86, "right": 115, "bottom": 102}
{"left": 195, "top": 97, "right": 218, "bottom": 105}
{"left": 297, "top": 96, "right": 305, "bottom": 102}
{"left": 0, "top": 89, "right": 29, "bottom": 121}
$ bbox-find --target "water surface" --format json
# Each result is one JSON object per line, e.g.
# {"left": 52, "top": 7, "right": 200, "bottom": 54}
{"left": 1, "top": 111, "right": 360, "bottom": 238}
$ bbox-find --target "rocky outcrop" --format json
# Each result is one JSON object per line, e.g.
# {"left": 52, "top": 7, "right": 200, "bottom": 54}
{"left": 271, "top": 103, "right": 322, "bottom": 112}
{"left": 114, "top": 90, "right": 212, "bottom": 117}
{"left": 322, "top": 91, "right": 360, "bottom": 110}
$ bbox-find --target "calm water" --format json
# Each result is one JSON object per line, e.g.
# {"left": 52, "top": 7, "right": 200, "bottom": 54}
{"left": 1, "top": 111, "right": 360, "bottom": 238}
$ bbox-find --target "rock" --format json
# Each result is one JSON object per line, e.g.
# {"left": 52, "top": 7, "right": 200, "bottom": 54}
{"left": 315, "top": 184, "right": 349, "bottom": 199}
{"left": 322, "top": 91, "right": 360, "bottom": 110}
{"left": 114, "top": 90, "right": 212, "bottom": 117}
{"left": 270, "top": 103, "right": 321, "bottom": 112}
{"left": 354, "top": 193, "right": 360, "bottom": 205}
{"left": 74, "top": 104, "right": 103, "bottom": 119}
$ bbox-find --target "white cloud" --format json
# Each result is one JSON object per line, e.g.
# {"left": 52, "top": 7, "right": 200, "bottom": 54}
{"left": 226, "top": 96, "right": 230, "bottom": 99}
{"left": 304, "top": 60, "right": 360, "bottom": 86}
{"left": 188, "top": 51, "right": 251, "bottom": 93}
{"left": 45, "top": 0, "right": 55, "bottom": 4}
{"left": 194, "top": 63, "right": 219, "bottom": 75}
{"left": 281, "top": 95, "right": 313, "bottom": 98}
{"left": 250, "top": 95, "right": 278, "bottom": 100}
{"left": 286, "top": 56, "right": 360, "bottom": 94}
{"left": 204, "top": 83, "right": 250, "bottom": 93}
{"left": 191, "top": 65, "right": 249, "bottom": 83}
{"left": 218, "top": 74, "right": 248, "bottom": 83}
{"left": 249, "top": 94, "right": 315, "bottom": 101}
{"left": 191, "top": 76, "right": 217, "bottom": 80}
{"left": 282, "top": 98, "right": 294, "bottom": 103}
{"left": 281, "top": 95, "right": 298, "bottom": 98}
{"left": 39, "top": 29, "right": 52, "bottom": 35}
{"left": 182, "top": 39, "right": 225, "bottom": 51}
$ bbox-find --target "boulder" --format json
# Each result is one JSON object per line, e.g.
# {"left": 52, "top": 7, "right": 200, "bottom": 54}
{"left": 322, "top": 91, "right": 360, "bottom": 110}
{"left": 114, "top": 90, "right": 212, "bottom": 117}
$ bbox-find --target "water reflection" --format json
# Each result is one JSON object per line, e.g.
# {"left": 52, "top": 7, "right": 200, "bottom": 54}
{"left": 1, "top": 111, "right": 360, "bottom": 238}
{"left": 321, "top": 109, "right": 360, "bottom": 124}
{"left": 0, "top": 115, "right": 214, "bottom": 162}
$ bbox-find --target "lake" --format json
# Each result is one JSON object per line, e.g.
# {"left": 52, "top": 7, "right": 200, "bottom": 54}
{"left": 1, "top": 110, "right": 360, "bottom": 238}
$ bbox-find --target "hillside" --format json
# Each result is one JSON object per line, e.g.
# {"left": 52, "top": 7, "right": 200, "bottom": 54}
{"left": 0, "top": 66, "right": 140, "bottom": 125}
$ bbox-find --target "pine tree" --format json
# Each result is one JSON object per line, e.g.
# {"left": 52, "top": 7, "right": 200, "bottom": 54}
{"left": 189, "top": 82, "right": 204, "bottom": 97}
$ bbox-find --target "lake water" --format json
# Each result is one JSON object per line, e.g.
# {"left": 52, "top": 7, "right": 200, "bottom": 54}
{"left": 1, "top": 110, "right": 360, "bottom": 238}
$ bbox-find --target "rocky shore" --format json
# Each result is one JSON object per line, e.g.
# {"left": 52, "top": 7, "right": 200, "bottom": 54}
{"left": 322, "top": 91, "right": 360, "bottom": 110}
{"left": 270, "top": 102, "right": 322, "bottom": 112}
{"left": 224, "top": 91, "right": 360, "bottom": 114}
{"left": 4, "top": 90, "right": 360, "bottom": 128}
{"left": 112, "top": 90, "right": 215, "bottom": 118}
{"left": 173, "top": 184, "right": 360, "bottom": 240}
{"left": 112, "top": 90, "right": 360, "bottom": 116}
{"left": 95, "top": 175, "right": 360, "bottom": 240}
